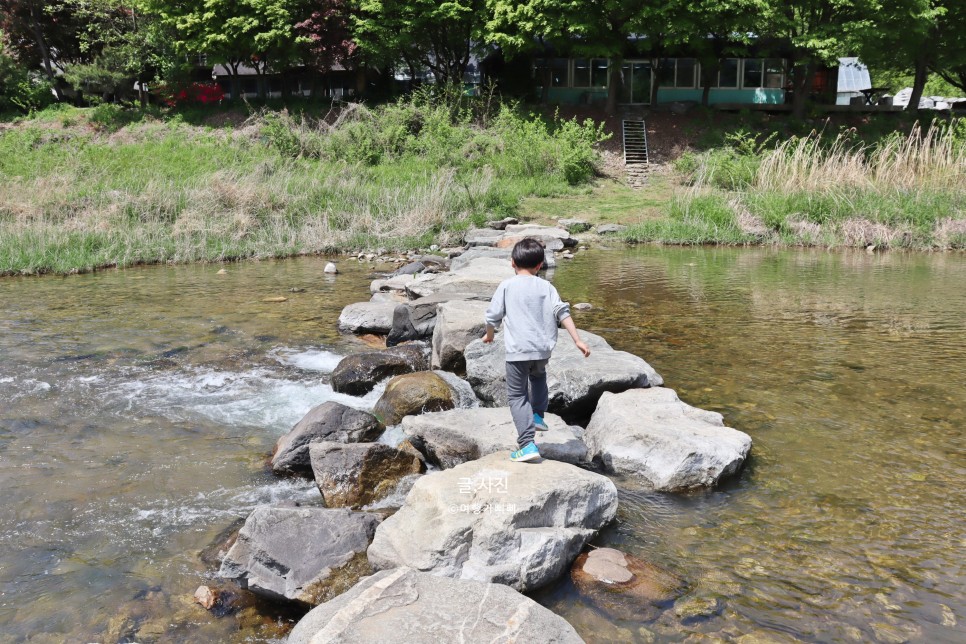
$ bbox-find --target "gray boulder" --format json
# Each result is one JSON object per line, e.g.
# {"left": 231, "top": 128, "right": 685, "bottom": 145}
{"left": 450, "top": 246, "right": 555, "bottom": 271}
{"left": 405, "top": 257, "right": 514, "bottom": 299}
{"left": 431, "top": 299, "right": 489, "bottom": 371}
{"left": 391, "top": 261, "right": 426, "bottom": 277}
{"left": 596, "top": 223, "right": 628, "bottom": 235}
{"left": 465, "top": 329, "right": 663, "bottom": 415}
{"left": 503, "top": 224, "right": 577, "bottom": 248}
{"left": 385, "top": 292, "right": 488, "bottom": 348}
{"left": 330, "top": 343, "right": 430, "bottom": 396}
{"left": 309, "top": 441, "right": 425, "bottom": 509}
{"left": 486, "top": 216, "right": 519, "bottom": 230}
{"left": 464, "top": 228, "right": 505, "bottom": 246}
{"left": 402, "top": 407, "right": 587, "bottom": 468}
{"left": 337, "top": 301, "right": 397, "bottom": 334}
{"left": 218, "top": 506, "right": 381, "bottom": 605}
{"left": 288, "top": 567, "right": 584, "bottom": 644}
{"left": 367, "top": 451, "right": 618, "bottom": 591}
{"left": 584, "top": 388, "right": 752, "bottom": 490}
{"left": 272, "top": 402, "right": 382, "bottom": 475}
{"left": 558, "top": 218, "right": 592, "bottom": 233}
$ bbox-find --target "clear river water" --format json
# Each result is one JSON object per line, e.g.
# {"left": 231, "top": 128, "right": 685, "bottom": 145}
{"left": 0, "top": 247, "right": 963, "bottom": 643}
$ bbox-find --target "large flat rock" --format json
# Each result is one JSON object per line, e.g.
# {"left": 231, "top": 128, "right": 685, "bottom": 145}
{"left": 337, "top": 301, "right": 397, "bottom": 335}
{"left": 288, "top": 567, "right": 585, "bottom": 644}
{"left": 405, "top": 257, "right": 514, "bottom": 299}
{"left": 367, "top": 452, "right": 618, "bottom": 591}
{"left": 584, "top": 388, "right": 752, "bottom": 490}
{"left": 465, "top": 329, "right": 663, "bottom": 416}
{"left": 218, "top": 506, "right": 381, "bottom": 605}
{"left": 401, "top": 407, "right": 588, "bottom": 468}
{"left": 450, "top": 246, "right": 555, "bottom": 271}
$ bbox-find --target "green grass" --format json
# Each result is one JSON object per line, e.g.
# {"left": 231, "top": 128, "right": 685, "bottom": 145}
{"left": 0, "top": 95, "right": 608, "bottom": 275}
{"left": 519, "top": 177, "right": 672, "bottom": 227}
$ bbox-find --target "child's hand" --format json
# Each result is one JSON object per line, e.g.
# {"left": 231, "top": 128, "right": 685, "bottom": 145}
{"left": 575, "top": 340, "right": 591, "bottom": 358}
{"left": 482, "top": 327, "right": 494, "bottom": 343}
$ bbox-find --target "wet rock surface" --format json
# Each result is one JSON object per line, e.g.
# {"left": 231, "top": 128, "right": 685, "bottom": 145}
{"left": 329, "top": 343, "right": 430, "bottom": 396}
{"left": 337, "top": 301, "right": 397, "bottom": 334}
{"left": 465, "top": 329, "right": 663, "bottom": 416}
{"left": 371, "top": 371, "right": 459, "bottom": 426}
{"left": 402, "top": 407, "right": 587, "bottom": 468}
{"left": 309, "top": 441, "right": 425, "bottom": 509}
{"left": 571, "top": 547, "right": 687, "bottom": 621}
{"left": 584, "top": 388, "right": 752, "bottom": 490}
{"left": 271, "top": 402, "right": 382, "bottom": 475}
{"left": 367, "top": 452, "right": 618, "bottom": 591}
{"left": 218, "top": 506, "right": 381, "bottom": 605}
{"left": 288, "top": 567, "right": 585, "bottom": 644}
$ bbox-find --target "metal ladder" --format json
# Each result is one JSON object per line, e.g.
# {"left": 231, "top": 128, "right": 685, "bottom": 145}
{"left": 622, "top": 119, "right": 649, "bottom": 166}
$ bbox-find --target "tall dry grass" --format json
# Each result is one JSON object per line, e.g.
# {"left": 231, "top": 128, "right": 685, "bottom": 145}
{"left": 757, "top": 123, "right": 965, "bottom": 193}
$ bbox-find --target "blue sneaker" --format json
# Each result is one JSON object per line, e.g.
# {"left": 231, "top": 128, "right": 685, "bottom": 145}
{"left": 533, "top": 413, "right": 549, "bottom": 432}
{"left": 510, "top": 442, "right": 541, "bottom": 462}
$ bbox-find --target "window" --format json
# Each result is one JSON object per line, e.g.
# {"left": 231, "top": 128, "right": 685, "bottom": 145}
{"left": 590, "top": 59, "right": 609, "bottom": 88}
{"left": 572, "top": 59, "right": 591, "bottom": 87}
{"left": 551, "top": 58, "right": 568, "bottom": 87}
{"left": 743, "top": 59, "right": 763, "bottom": 88}
{"left": 675, "top": 58, "right": 697, "bottom": 88}
{"left": 764, "top": 59, "right": 785, "bottom": 88}
{"left": 718, "top": 58, "right": 739, "bottom": 88}
{"left": 657, "top": 58, "right": 675, "bottom": 86}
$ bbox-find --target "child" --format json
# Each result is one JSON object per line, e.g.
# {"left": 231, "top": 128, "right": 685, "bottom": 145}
{"left": 483, "top": 237, "right": 591, "bottom": 462}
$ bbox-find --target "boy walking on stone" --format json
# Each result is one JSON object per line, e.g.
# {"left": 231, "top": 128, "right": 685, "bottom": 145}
{"left": 483, "top": 238, "right": 591, "bottom": 462}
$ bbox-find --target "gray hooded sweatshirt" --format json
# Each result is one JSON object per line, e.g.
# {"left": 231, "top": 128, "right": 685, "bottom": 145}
{"left": 484, "top": 274, "right": 571, "bottom": 361}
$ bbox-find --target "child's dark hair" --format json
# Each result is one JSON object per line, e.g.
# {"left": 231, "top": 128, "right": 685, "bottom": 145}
{"left": 511, "top": 237, "right": 546, "bottom": 269}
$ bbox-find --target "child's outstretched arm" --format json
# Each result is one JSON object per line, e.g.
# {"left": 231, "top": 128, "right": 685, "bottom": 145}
{"left": 561, "top": 316, "right": 591, "bottom": 357}
{"left": 483, "top": 283, "right": 507, "bottom": 343}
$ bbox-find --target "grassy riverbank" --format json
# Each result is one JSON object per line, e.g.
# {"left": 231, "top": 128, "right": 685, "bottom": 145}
{"left": 622, "top": 121, "right": 966, "bottom": 249}
{"left": 0, "top": 96, "right": 606, "bottom": 275}
{"left": 2, "top": 102, "right": 964, "bottom": 276}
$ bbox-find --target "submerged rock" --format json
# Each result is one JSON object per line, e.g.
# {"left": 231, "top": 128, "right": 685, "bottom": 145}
{"left": 330, "top": 343, "right": 430, "bottom": 396}
{"left": 402, "top": 407, "right": 587, "bottom": 468}
{"left": 367, "top": 452, "right": 618, "bottom": 591}
{"left": 323, "top": 262, "right": 339, "bottom": 274}
{"left": 571, "top": 548, "right": 687, "bottom": 621}
{"left": 584, "top": 388, "right": 752, "bottom": 490}
{"left": 271, "top": 402, "right": 383, "bottom": 475}
{"left": 309, "top": 441, "right": 425, "bottom": 509}
{"left": 337, "top": 301, "right": 397, "bottom": 335}
{"left": 465, "top": 329, "right": 663, "bottom": 416}
{"left": 371, "top": 371, "right": 461, "bottom": 426}
{"left": 218, "top": 506, "right": 381, "bottom": 605}
{"left": 288, "top": 567, "right": 584, "bottom": 644}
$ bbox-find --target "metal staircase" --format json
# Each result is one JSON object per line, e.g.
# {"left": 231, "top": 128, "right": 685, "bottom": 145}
{"left": 622, "top": 119, "right": 649, "bottom": 187}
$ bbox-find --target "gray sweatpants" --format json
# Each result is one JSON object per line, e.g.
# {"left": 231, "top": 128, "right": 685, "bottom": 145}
{"left": 505, "top": 359, "right": 549, "bottom": 448}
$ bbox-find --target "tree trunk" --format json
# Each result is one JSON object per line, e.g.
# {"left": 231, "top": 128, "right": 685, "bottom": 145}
{"left": 606, "top": 56, "right": 623, "bottom": 115}
{"left": 27, "top": 7, "right": 61, "bottom": 101}
{"left": 791, "top": 59, "right": 815, "bottom": 120}
{"left": 700, "top": 61, "right": 717, "bottom": 106}
{"left": 907, "top": 56, "right": 928, "bottom": 113}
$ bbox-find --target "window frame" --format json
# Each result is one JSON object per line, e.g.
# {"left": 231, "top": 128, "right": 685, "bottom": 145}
{"left": 673, "top": 58, "right": 698, "bottom": 89}
{"left": 717, "top": 58, "right": 740, "bottom": 89}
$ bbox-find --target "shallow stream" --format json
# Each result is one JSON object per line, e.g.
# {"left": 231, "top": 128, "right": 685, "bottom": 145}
{"left": 0, "top": 248, "right": 963, "bottom": 642}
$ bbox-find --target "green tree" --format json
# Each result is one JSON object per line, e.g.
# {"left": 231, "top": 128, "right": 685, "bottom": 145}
{"left": 353, "top": 0, "right": 486, "bottom": 86}
{"left": 141, "top": 0, "right": 307, "bottom": 99}
{"left": 487, "top": 0, "right": 658, "bottom": 114}
{"left": 757, "top": 0, "right": 874, "bottom": 118}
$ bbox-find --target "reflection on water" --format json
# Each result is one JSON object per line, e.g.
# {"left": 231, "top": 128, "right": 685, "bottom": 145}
{"left": 0, "top": 249, "right": 963, "bottom": 642}
{"left": 539, "top": 247, "right": 965, "bottom": 642}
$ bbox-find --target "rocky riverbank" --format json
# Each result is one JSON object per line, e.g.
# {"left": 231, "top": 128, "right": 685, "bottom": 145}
{"left": 202, "top": 223, "right": 753, "bottom": 641}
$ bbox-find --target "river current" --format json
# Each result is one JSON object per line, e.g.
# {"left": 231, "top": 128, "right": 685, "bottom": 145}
{"left": 0, "top": 248, "right": 963, "bottom": 642}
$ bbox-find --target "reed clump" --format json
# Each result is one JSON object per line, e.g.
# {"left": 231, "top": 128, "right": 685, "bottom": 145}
{"left": 628, "top": 122, "right": 966, "bottom": 249}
